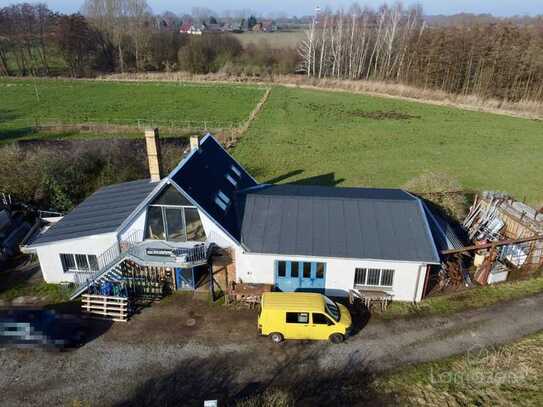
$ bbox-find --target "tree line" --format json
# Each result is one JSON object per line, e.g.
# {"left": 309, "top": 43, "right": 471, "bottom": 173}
{"left": 0, "top": 1, "right": 298, "bottom": 78}
{"left": 1, "top": 2, "right": 542, "bottom": 103}
{"left": 299, "top": 3, "right": 543, "bottom": 102}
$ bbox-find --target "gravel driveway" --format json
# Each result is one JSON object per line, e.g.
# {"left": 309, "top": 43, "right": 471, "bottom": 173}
{"left": 1, "top": 292, "right": 543, "bottom": 406}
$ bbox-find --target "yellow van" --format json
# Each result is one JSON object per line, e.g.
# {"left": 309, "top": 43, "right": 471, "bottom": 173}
{"left": 258, "top": 292, "right": 352, "bottom": 344}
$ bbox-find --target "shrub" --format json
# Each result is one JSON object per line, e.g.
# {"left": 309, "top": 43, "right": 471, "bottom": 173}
{"left": 403, "top": 172, "right": 468, "bottom": 221}
{"left": 178, "top": 33, "right": 242, "bottom": 74}
{"left": 0, "top": 140, "right": 186, "bottom": 212}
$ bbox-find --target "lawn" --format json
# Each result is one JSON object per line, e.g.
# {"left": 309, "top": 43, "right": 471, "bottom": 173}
{"left": 375, "top": 331, "right": 543, "bottom": 406}
{"left": 378, "top": 274, "right": 543, "bottom": 320}
{"left": 0, "top": 78, "right": 265, "bottom": 142}
{"left": 233, "top": 86, "right": 543, "bottom": 205}
{"left": 2, "top": 78, "right": 542, "bottom": 204}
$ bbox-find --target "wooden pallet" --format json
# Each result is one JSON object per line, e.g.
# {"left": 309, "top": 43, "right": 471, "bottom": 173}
{"left": 81, "top": 294, "right": 129, "bottom": 322}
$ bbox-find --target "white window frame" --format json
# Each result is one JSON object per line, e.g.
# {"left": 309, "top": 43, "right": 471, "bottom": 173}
{"left": 354, "top": 267, "right": 394, "bottom": 288}
{"left": 60, "top": 253, "right": 99, "bottom": 273}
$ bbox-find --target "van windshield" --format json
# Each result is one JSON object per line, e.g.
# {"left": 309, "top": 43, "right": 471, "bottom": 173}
{"left": 324, "top": 296, "right": 340, "bottom": 322}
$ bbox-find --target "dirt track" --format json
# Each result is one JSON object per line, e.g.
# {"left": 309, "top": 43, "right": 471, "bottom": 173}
{"left": 1, "top": 292, "right": 543, "bottom": 406}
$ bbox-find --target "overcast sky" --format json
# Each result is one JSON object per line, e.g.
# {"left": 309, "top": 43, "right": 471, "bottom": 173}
{"left": 0, "top": 0, "right": 539, "bottom": 17}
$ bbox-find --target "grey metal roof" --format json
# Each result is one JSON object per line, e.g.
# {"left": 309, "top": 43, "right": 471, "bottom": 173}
{"left": 423, "top": 202, "right": 468, "bottom": 251}
{"left": 240, "top": 184, "right": 441, "bottom": 263}
{"left": 31, "top": 179, "right": 158, "bottom": 245}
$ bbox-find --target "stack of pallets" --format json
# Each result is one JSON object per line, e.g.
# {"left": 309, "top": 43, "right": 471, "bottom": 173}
{"left": 81, "top": 294, "right": 129, "bottom": 322}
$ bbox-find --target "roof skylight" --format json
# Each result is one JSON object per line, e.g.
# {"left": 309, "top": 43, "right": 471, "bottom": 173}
{"left": 231, "top": 165, "right": 242, "bottom": 177}
{"left": 217, "top": 190, "right": 230, "bottom": 204}
{"left": 215, "top": 196, "right": 227, "bottom": 211}
{"left": 226, "top": 174, "right": 238, "bottom": 187}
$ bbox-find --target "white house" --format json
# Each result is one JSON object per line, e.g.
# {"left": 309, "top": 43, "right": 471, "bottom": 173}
{"left": 25, "top": 132, "right": 454, "bottom": 302}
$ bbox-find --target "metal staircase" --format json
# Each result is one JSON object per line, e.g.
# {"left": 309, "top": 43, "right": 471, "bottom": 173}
{"left": 69, "top": 232, "right": 212, "bottom": 300}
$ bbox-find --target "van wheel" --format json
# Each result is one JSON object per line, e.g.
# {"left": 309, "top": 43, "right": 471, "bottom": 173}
{"left": 270, "top": 332, "right": 284, "bottom": 344}
{"left": 329, "top": 333, "right": 344, "bottom": 344}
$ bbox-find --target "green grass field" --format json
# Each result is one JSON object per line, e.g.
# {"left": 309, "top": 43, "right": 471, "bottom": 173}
{"left": 233, "top": 86, "right": 543, "bottom": 204}
{"left": 1, "top": 78, "right": 542, "bottom": 204}
{"left": 375, "top": 331, "right": 543, "bottom": 405}
{"left": 0, "top": 79, "right": 265, "bottom": 141}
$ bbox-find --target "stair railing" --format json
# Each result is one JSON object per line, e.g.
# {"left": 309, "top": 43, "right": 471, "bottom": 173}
{"left": 72, "top": 241, "right": 122, "bottom": 290}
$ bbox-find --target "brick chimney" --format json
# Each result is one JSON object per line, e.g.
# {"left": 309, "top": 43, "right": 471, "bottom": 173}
{"left": 145, "top": 128, "right": 162, "bottom": 183}
{"left": 190, "top": 135, "right": 199, "bottom": 152}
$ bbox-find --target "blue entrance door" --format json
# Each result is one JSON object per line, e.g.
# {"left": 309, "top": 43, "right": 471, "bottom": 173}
{"left": 175, "top": 268, "right": 195, "bottom": 290}
{"left": 275, "top": 260, "right": 326, "bottom": 293}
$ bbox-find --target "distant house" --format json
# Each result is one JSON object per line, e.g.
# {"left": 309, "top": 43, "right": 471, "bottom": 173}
{"left": 261, "top": 20, "right": 276, "bottom": 32}
{"left": 203, "top": 23, "right": 224, "bottom": 33}
{"left": 252, "top": 20, "right": 276, "bottom": 32}
{"left": 179, "top": 21, "right": 202, "bottom": 35}
{"left": 24, "top": 132, "right": 459, "bottom": 303}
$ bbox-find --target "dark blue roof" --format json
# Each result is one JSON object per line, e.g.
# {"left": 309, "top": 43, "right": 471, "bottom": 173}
{"left": 31, "top": 179, "right": 158, "bottom": 245}
{"left": 240, "top": 184, "right": 441, "bottom": 263}
{"left": 170, "top": 134, "right": 257, "bottom": 242}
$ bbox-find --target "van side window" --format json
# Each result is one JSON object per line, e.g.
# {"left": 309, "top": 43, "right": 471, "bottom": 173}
{"left": 313, "top": 313, "right": 334, "bottom": 325}
{"left": 286, "top": 312, "right": 309, "bottom": 324}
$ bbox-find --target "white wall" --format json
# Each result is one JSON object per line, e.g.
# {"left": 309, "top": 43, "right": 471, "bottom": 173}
{"left": 199, "top": 209, "right": 238, "bottom": 248}
{"left": 119, "top": 208, "right": 147, "bottom": 241}
{"left": 235, "top": 247, "right": 429, "bottom": 302}
{"left": 35, "top": 233, "right": 118, "bottom": 283}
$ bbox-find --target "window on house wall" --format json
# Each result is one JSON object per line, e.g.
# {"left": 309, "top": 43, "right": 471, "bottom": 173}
{"left": 145, "top": 186, "right": 206, "bottom": 242}
{"left": 367, "top": 268, "right": 381, "bottom": 286}
{"left": 153, "top": 184, "right": 192, "bottom": 206}
{"left": 354, "top": 268, "right": 367, "bottom": 285}
{"left": 165, "top": 207, "right": 185, "bottom": 242}
{"left": 75, "top": 254, "right": 89, "bottom": 271}
{"left": 147, "top": 206, "right": 166, "bottom": 240}
{"left": 185, "top": 208, "right": 206, "bottom": 241}
{"left": 303, "top": 262, "right": 311, "bottom": 278}
{"left": 354, "top": 267, "right": 395, "bottom": 288}
{"left": 381, "top": 269, "right": 394, "bottom": 287}
{"left": 316, "top": 263, "right": 325, "bottom": 279}
{"left": 291, "top": 262, "right": 299, "bottom": 278}
{"left": 277, "top": 261, "right": 286, "bottom": 277}
{"left": 60, "top": 253, "right": 99, "bottom": 273}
